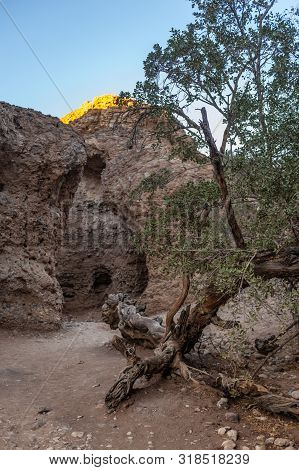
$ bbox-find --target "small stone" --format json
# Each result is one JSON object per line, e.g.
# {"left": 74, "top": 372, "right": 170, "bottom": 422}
{"left": 241, "top": 446, "right": 250, "bottom": 450}
{"left": 126, "top": 431, "right": 132, "bottom": 436}
{"left": 255, "top": 445, "right": 266, "bottom": 450}
{"left": 71, "top": 432, "right": 84, "bottom": 438}
{"left": 218, "top": 427, "right": 230, "bottom": 436}
{"left": 77, "top": 415, "right": 83, "bottom": 419}
{"left": 227, "top": 429, "right": 238, "bottom": 442}
{"left": 274, "top": 438, "right": 289, "bottom": 447}
{"left": 37, "top": 406, "right": 52, "bottom": 415}
{"left": 194, "top": 407, "right": 201, "bottom": 412}
{"left": 217, "top": 398, "right": 229, "bottom": 409}
{"left": 289, "top": 390, "right": 299, "bottom": 400}
{"left": 256, "top": 434, "right": 265, "bottom": 442}
{"left": 265, "top": 437, "right": 275, "bottom": 445}
{"left": 285, "top": 446, "right": 295, "bottom": 450}
{"left": 225, "top": 412, "right": 240, "bottom": 422}
{"left": 222, "top": 439, "right": 236, "bottom": 450}
{"left": 185, "top": 404, "right": 190, "bottom": 408}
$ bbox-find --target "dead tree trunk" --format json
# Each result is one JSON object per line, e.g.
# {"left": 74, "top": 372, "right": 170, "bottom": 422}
{"left": 105, "top": 304, "right": 193, "bottom": 409}
{"left": 104, "top": 293, "right": 299, "bottom": 419}
{"left": 104, "top": 286, "right": 238, "bottom": 409}
{"left": 103, "top": 245, "right": 299, "bottom": 411}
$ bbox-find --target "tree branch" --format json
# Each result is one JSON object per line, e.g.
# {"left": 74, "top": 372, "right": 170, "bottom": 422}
{"left": 200, "top": 107, "right": 246, "bottom": 249}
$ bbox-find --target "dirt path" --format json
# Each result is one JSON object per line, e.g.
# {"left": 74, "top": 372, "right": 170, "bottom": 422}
{"left": 0, "top": 322, "right": 298, "bottom": 450}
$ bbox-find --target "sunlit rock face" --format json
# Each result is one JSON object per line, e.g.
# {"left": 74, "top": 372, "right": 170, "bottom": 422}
{"left": 59, "top": 96, "right": 212, "bottom": 318}
{"left": 0, "top": 102, "right": 87, "bottom": 329}
{"left": 61, "top": 94, "right": 133, "bottom": 124}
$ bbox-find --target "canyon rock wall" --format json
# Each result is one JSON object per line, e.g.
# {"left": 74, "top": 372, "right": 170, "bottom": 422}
{"left": 56, "top": 145, "right": 148, "bottom": 318}
{"left": 0, "top": 103, "right": 87, "bottom": 329}
{"left": 58, "top": 104, "right": 212, "bottom": 318}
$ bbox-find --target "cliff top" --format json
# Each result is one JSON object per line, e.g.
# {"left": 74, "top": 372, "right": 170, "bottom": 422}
{"left": 61, "top": 94, "right": 133, "bottom": 124}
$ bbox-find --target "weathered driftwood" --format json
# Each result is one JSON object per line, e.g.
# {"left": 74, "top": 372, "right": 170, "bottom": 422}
{"left": 111, "top": 335, "right": 140, "bottom": 365}
{"left": 106, "top": 318, "right": 299, "bottom": 419}
{"left": 105, "top": 341, "right": 178, "bottom": 409}
{"left": 211, "top": 374, "right": 299, "bottom": 420}
{"left": 104, "top": 282, "right": 238, "bottom": 410}
{"left": 104, "top": 287, "right": 299, "bottom": 420}
{"left": 105, "top": 305, "right": 192, "bottom": 409}
{"left": 102, "top": 293, "right": 164, "bottom": 348}
{"left": 254, "top": 394, "right": 299, "bottom": 419}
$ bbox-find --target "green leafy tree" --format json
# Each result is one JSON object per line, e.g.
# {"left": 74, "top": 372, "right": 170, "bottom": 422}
{"left": 122, "top": 0, "right": 298, "bottom": 295}
{"left": 105, "top": 1, "right": 299, "bottom": 409}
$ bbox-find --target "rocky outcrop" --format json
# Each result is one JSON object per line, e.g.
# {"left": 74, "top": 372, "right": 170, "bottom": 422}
{"left": 0, "top": 103, "right": 87, "bottom": 329}
{"left": 58, "top": 100, "right": 212, "bottom": 318}
{"left": 0, "top": 98, "right": 210, "bottom": 328}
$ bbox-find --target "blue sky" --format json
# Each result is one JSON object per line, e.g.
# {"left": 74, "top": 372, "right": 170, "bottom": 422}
{"left": 0, "top": 0, "right": 296, "bottom": 118}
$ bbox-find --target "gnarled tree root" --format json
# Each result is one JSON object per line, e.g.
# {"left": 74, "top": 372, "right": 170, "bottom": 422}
{"left": 105, "top": 342, "right": 177, "bottom": 409}
{"left": 103, "top": 272, "right": 299, "bottom": 418}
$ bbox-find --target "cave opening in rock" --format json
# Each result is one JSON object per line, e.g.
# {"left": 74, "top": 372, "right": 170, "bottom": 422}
{"left": 0, "top": 183, "right": 4, "bottom": 192}
{"left": 84, "top": 152, "right": 106, "bottom": 178}
{"left": 92, "top": 268, "right": 112, "bottom": 292}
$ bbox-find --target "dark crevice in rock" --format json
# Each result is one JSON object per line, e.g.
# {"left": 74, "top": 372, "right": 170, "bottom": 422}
{"left": 84, "top": 152, "right": 106, "bottom": 179}
{"left": 92, "top": 268, "right": 112, "bottom": 292}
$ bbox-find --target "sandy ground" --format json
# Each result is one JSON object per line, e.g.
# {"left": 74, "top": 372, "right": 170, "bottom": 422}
{"left": 0, "top": 322, "right": 298, "bottom": 450}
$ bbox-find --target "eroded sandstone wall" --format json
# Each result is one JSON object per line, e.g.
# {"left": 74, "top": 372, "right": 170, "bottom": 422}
{"left": 56, "top": 155, "right": 149, "bottom": 318}
{"left": 0, "top": 103, "right": 87, "bottom": 329}
{"left": 58, "top": 106, "right": 212, "bottom": 317}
